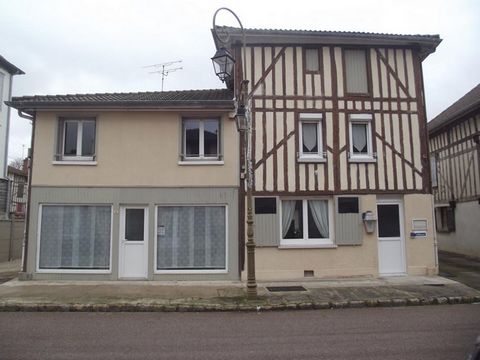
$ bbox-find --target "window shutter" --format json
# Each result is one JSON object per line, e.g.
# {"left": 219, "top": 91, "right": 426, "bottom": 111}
{"left": 56, "top": 118, "right": 65, "bottom": 160}
{"left": 345, "top": 49, "right": 368, "bottom": 94}
{"left": 254, "top": 197, "right": 280, "bottom": 247}
{"left": 334, "top": 197, "right": 363, "bottom": 245}
{"left": 305, "top": 49, "right": 319, "bottom": 72}
{"left": 446, "top": 207, "right": 456, "bottom": 232}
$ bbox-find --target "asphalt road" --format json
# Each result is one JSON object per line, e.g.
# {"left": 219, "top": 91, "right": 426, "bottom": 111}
{"left": 0, "top": 305, "right": 479, "bottom": 360}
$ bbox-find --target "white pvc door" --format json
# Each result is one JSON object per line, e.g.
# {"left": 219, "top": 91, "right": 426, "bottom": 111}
{"left": 377, "top": 201, "right": 406, "bottom": 276}
{"left": 119, "top": 207, "right": 148, "bottom": 279}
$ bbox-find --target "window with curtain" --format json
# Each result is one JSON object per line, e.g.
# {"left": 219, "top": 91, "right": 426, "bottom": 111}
{"left": 349, "top": 114, "right": 373, "bottom": 160}
{"left": 299, "top": 114, "right": 324, "bottom": 160}
{"left": 282, "top": 199, "right": 331, "bottom": 245}
{"left": 39, "top": 205, "right": 111, "bottom": 270}
{"left": 156, "top": 206, "right": 226, "bottom": 271}
{"left": 182, "top": 118, "right": 220, "bottom": 161}
{"left": 345, "top": 49, "right": 369, "bottom": 94}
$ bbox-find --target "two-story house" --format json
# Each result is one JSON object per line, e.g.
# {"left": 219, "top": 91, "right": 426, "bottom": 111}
{"left": 428, "top": 84, "right": 480, "bottom": 259}
{"left": 0, "top": 55, "right": 24, "bottom": 218}
{"left": 8, "top": 26, "right": 441, "bottom": 281}
{"left": 218, "top": 28, "right": 442, "bottom": 280}
{"left": 8, "top": 90, "right": 240, "bottom": 280}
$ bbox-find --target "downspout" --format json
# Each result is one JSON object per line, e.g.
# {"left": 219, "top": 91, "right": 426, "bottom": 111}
{"left": 17, "top": 109, "right": 35, "bottom": 274}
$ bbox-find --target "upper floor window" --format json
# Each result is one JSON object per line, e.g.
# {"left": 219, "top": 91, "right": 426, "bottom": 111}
{"left": 182, "top": 118, "right": 221, "bottom": 161}
{"left": 349, "top": 114, "right": 374, "bottom": 162}
{"left": 57, "top": 118, "right": 96, "bottom": 161}
{"left": 305, "top": 49, "right": 320, "bottom": 72}
{"left": 298, "top": 113, "right": 324, "bottom": 162}
{"left": 345, "top": 49, "right": 369, "bottom": 94}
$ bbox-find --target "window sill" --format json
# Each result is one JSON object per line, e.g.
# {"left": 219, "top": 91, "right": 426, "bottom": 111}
{"left": 279, "top": 240, "right": 336, "bottom": 249}
{"left": 36, "top": 268, "right": 111, "bottom": 274}
{"left": 297, "top": 157, "right": 327, "bottom": 164}
{"left": 348, "top": 157, "right": 376, "bottom": 163}
{"left": 178, "top": 161, "right": 224, "bottom": 166}
{"left": 154, "top": 269, "right": 228, "bottom": 274}
{"left": 52, "top": 161, "right": 98, "bottom": 166}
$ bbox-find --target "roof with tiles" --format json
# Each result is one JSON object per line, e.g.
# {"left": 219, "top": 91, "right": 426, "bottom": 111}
{"left": 212, "top": 26, "right": 441, "bottom": 60}
{"left": 7, "top": 89, "right": 235, "bottom": 113}
{"left": 428, "top": 84, "right": 480, "bottom": 135}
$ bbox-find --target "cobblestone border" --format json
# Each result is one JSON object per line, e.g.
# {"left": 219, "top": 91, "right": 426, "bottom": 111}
{"left": 0, "top": 295, "right": 479, "bottom": 312}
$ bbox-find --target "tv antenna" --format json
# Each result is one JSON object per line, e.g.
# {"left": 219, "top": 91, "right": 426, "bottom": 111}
{"left": 143, "top": 60, "right": 183, "bottom": 91}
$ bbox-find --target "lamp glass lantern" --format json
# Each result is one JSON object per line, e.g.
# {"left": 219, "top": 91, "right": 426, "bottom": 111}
{"left": 211, "top": 47, "right": 235, "bottom": 82}
{"left": 235, "top": 104, "right": 247, "bottom": 132}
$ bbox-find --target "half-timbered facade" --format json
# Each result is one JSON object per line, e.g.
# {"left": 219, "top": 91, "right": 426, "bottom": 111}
{"left": 428, "top": 84, "right": 480, "bottom": 258}
{"left": 216, "top": 28, "right": 442, "bottom": 279}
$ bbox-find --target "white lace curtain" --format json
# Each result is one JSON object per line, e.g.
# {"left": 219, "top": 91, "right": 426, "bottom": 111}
{"left": 39, "top": 205, "right": 111, "bottom": 269}
{"left": 302, "top": 123, "right": 317, "bottom": 152}
{"left": 308, "top": 200, "right": 329, "bottom": 238}
{"left": 352, "top": 123, "right": 367, "bottom": 153}
{"left": 157, "top": 206, "right": 226, "bottom": 270}
{"left": 282, "top": 200, "right": 297, "bottom": 237}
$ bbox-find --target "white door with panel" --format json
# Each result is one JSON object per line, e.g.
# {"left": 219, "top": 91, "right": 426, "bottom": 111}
{"left": 377, "top": 200, "right": 406, "bottom": 276}
{"left": 119, "top": 207, "right": 148, "bottom": 279}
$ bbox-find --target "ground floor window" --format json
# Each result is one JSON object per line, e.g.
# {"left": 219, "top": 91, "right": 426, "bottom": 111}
{"left": 435, "top": 206, "right": 455, "bottom": 233}
{"left": 38, "top": 205, "right": 111, "bottom": 270}
{"left": 156, "top": 206, "right": 226, "bottom": 271}
{"left": 281, "top": 199, "right": 332, "bottom": 246}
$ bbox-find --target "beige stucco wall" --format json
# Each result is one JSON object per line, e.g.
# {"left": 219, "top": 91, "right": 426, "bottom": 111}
{"left": 32, "top": 110, "right": 239, "bottom": 187}
{"left": 243, "top": 194, "right": 436, "bottom": 280}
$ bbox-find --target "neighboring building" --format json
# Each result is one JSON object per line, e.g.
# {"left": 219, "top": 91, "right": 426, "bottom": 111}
{"left": 7, "top": 159, "right": 29, "bottom": 218}
{"left": 219, "top": 28, "right": 441, "bottom": 280}
{"left": 7, "top": 26, "right": 441, "bottom": 281}
{"left": 0, "top": 56, "right": 24, "bottom": 217}
{"left": 8, "top": 90, "right": 239, "bottom": 280}
{"left": 428, "top": 84, "right": 480, "bottom": 259}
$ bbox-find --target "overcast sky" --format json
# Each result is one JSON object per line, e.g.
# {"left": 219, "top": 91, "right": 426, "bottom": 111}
{"left": 2, "top": 0, "right": 479, "bottom": 161}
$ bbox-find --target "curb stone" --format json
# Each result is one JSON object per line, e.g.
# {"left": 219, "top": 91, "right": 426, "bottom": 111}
{"left": 0, "top": 295, "right": 478, "bottom": 312}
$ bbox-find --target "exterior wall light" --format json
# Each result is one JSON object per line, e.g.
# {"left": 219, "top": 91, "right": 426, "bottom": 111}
{"left": 362, "top": 211, "right": 377, "bottom": 234}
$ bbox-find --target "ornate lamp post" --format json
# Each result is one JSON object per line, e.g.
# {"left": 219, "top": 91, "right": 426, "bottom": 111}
{"left": 211, "top": 7, "right": 257, "bottom": 299}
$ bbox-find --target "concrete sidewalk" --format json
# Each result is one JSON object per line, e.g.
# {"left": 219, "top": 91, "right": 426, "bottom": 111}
{"left": 0, "top": 275, "right": 479, "bottom": 312}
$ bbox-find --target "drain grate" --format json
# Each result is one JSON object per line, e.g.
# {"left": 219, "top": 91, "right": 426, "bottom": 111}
{"left": 423, "top": 283, "right": 446, "bottom": 287}
{"left": 266, "top": 286, "right": 307, "bottom": 292}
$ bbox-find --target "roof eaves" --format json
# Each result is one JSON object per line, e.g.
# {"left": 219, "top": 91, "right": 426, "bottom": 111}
{"left": 0, "top": 55, "right": 25, "bottom": 75}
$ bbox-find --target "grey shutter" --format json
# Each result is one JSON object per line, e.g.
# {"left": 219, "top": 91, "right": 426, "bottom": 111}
{"left": 334, "top": 197, "right": 363, "bottom": 245}
{"left": 55, "top": 118, "right": 65, "bottom": 160}
{"left": 253, "top": 197, "right": 280, "bottom": 247}
{"left": 345, "top": 50, "right": 368, "bottom": 94}
{"left": 446, "top": 208, "right": 456, "bottom": 232}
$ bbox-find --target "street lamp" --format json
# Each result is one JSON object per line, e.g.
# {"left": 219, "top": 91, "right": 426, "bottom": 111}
{"left": 212, "top": 7, "right": 257, "bottom": 299}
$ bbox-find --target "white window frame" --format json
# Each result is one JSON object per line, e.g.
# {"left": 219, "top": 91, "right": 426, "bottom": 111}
{"left": 182, "top": 118, "right": 221, "bottom": 162}
{"left": 298, "top": 113, "right": 325, "bottom": 162}
{"left": 62, "top": 119, "right": 96, "bottom": 161}
{"left": 154, "top": 204, "right": 228, "bottom": 274}
{"left": 279, "top": 198, "right": 335, "bottom": 248}
{"left": 36, "top": 203, "right": 113, "bottom": 274}
{"left": 349, "top": 114, "right": 375, "bottom": 162}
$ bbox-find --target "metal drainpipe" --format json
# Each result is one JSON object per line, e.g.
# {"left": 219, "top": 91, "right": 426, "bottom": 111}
{"left": 16, "top": 109, "right": 35, "bottom": 274}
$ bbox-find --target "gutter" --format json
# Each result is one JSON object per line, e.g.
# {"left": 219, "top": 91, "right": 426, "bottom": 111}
{"left": 16, "top": 109, "right": 35, "bottom": 275}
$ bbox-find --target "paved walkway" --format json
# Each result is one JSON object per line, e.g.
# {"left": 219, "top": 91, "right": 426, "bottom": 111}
{"left": 439, "top": 251, "right": 480, "bottom": 290}
{"left": 0, "top": 274, "right": 478, "bottom": 312}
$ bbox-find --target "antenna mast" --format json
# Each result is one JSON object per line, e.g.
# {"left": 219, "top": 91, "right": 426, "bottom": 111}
{"left": 143, "top": 60, "right": 183, "bottom": 91}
